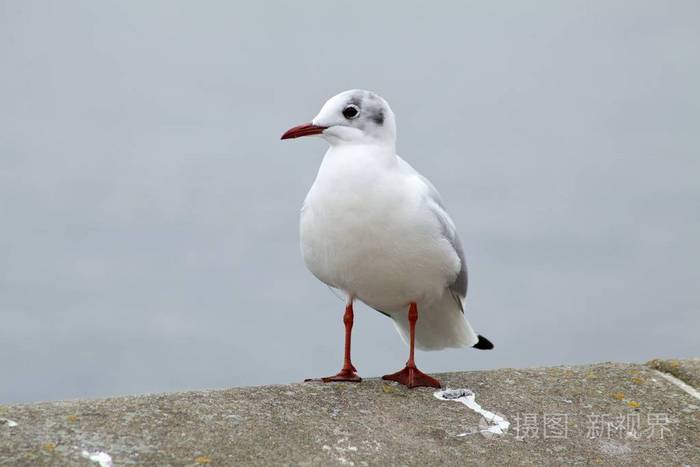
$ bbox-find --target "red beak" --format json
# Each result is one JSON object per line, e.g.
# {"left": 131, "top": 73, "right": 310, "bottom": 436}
{"left": 280, "top": 123, "right": 327, "bottom": 140}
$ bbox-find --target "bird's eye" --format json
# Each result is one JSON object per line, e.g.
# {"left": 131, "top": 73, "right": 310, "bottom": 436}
{"left": 342, "top": 105, "right": 360, "bottom": 120}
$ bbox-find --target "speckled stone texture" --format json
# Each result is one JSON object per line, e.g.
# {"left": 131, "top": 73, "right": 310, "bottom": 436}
{"left": 1, "top": 360, "right": 698, "bottom": 466}
{"left": 647, "top": 357, "right": 700, "bottom": 390}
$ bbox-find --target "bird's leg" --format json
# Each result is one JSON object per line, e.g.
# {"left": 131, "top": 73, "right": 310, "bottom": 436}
{"left": 382, "top": 303, "right": 441, "bottom": 389}
{"left": 318, "top": 301, "right": 362, "bottom": 383}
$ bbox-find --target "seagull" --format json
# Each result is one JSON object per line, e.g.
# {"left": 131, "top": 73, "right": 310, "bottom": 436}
{"left": 281, "top": 90, "right": 493, "bottom": 388}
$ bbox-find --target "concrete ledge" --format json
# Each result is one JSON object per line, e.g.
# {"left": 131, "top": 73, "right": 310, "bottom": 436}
{"left": 647, "top": 357, "right": 700, "bottom": 390}
{"left": 1, "top": 360, "right": 698, "bottom": 466}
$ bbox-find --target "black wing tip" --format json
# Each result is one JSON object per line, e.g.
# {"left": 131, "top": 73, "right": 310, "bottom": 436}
{"left": 473, "top": 335, "right": 494, "bottom": 350}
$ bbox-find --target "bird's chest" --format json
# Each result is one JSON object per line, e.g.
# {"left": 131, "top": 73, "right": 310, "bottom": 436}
{"left": 299, "top": 167, "right": 435, "bottom": 299}
{"left": 302, "top": 171, "right": 408, "bottom": 257}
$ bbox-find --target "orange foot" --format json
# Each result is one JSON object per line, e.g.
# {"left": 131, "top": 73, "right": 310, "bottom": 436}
{"left": 382, "top": 365, "right": 441, "bottom": 388}
{"left": 305, "top": 366, "right": 362, "bottom": 383}
{"left": 322, "top": 368, "right": 362, "bottom": 383}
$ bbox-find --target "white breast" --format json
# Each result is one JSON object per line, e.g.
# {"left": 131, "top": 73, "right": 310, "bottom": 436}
{"left": 300, "top": 146, "right": 460, "bottom": 313}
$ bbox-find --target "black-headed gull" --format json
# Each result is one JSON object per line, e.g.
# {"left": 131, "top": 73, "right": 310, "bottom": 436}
{"left": 281, "top": 90, "right": 493, "bottom": 388}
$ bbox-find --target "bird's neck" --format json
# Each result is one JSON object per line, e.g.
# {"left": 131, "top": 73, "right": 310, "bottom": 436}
{"left": 315, "top": 143, "right": 397, "bottom": 185}
{"left": 325, "top": 141, "right": 396, "bottom": 162}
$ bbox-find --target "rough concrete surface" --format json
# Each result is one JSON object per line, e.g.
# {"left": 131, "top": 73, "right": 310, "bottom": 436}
{"left": 1, "top": 360, "right": 698, "bottom": 466}
{"left": 647, "top": 358, "right": 700, "bottom": 391}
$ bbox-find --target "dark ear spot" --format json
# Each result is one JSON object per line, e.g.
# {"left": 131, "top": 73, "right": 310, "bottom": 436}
{"left": 371, "top": 109, "right": 384, "bottom": 126}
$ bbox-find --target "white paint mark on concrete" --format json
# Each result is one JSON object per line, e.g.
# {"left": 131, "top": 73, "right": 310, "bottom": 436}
{"left": 681, "top": 403, "right": 698, "bottom": 414}
{"left": 0, "top": 418, "right": 18, "bottom": 428}
{"left": 434, "top": 388, "right": 510, "bottom": 437}
{"left": 653, "top": 370, "right": 700, "bottom": 400}
{"left": 598, "top": 439, "right": 632, "bottom": 456}
{"left": 81, "top": 450, "right": 113, "bottom": 467}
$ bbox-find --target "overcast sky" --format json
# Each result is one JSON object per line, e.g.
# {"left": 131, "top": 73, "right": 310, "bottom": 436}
{"left": 1, "top": 1, "right": 698, "bottom": 403}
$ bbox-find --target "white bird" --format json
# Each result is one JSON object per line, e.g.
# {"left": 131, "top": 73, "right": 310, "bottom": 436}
{"left": 281, "top": 90, "right": 493, "bottom": 388}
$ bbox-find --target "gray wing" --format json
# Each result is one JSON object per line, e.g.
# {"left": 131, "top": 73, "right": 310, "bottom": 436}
{"left": 421, "top": 177, "right": 468, "bottom": 310}
{"left": 397, "top": 157, "right": 468, "bottom": 309}
{"left": 430, "top": 200, "right": 468, "bottom": 301}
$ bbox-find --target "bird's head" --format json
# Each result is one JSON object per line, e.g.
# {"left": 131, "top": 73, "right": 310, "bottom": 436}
{"left": 281, "top": 89, "right": 396, "bottom": 147}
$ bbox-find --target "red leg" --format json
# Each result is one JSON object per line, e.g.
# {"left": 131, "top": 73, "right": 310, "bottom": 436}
{"left": 382, "top": 303, "right": 441, "bottom": 388}
{"left": 306, "top": 302, "right": 362, "bottom": 383}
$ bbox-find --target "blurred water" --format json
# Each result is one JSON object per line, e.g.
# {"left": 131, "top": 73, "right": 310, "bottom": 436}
{"left": 1, "top": 1, "right": 698, "bottom": 403}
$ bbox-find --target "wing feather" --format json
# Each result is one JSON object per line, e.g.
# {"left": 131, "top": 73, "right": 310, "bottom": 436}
{"left": 396, "top": 157, "right": 468, "bottom": 307}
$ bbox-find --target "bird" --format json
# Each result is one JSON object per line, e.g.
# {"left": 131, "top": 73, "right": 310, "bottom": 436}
{"left": 281, "top": 89, "right": 493, "bottom": 388}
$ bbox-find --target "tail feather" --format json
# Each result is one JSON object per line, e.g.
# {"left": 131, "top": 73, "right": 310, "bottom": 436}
{"left": 473, "top": 335, "right": 494, "bottom": 350}
{"left": 390, "top": 291, "right": 480, "bottom": 351}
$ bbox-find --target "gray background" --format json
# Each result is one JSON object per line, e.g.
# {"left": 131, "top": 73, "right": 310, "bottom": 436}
{"left": 1, "top": 1, "right": 698, "bottom": 404}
